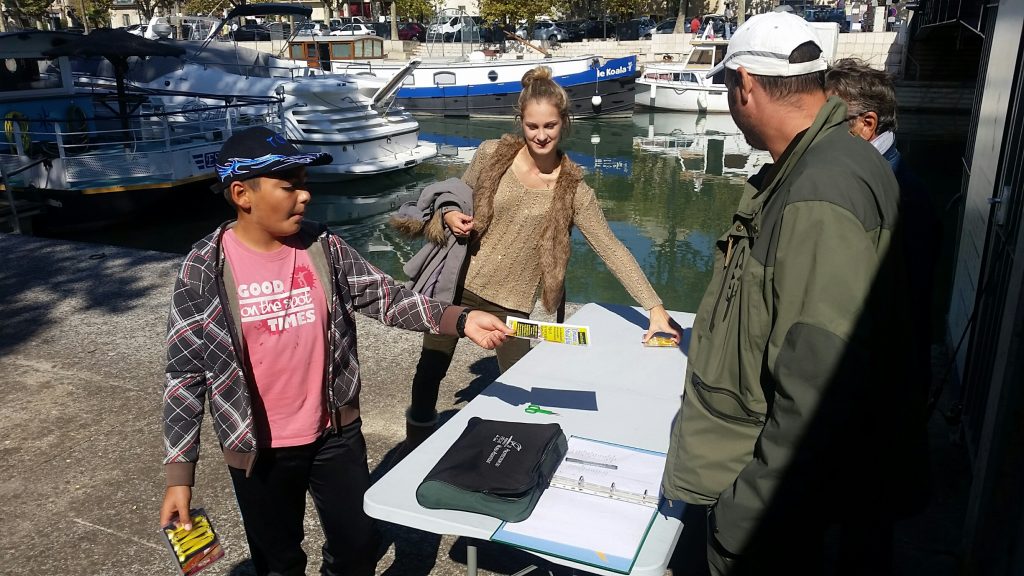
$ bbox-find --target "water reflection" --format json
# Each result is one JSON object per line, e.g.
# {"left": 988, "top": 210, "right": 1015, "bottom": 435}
{"left": 633, "top": 111, "right": 771, "bottom": 183}
{"left": 320, "top": 112, "right": 756, "bottom": 313}
{"left": 43, "top": 111, "right": 966, "bottom": 316}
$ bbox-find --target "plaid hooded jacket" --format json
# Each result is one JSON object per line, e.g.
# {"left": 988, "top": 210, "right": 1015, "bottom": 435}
{"left": 163, "top": 221, "right": 462, "bottom": 486}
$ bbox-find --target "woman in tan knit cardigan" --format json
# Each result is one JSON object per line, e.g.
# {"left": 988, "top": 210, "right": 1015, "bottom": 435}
{"left": 403, "top": 66, "right": 678, "bottom": 446}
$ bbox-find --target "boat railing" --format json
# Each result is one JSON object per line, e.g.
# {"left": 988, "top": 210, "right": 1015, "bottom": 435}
{"left": 333, "top": 61, "right": 378, "bottom": 76}
{"left": 188, "top": 60, "right": 326, "bottom": 80}
{"left": 2, "top": 99, "right": 279, "bottom": 186}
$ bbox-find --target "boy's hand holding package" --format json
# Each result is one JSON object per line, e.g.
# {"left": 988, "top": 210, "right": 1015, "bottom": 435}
{"left": 161, "top": 485, "right": 193, "bottom": 530}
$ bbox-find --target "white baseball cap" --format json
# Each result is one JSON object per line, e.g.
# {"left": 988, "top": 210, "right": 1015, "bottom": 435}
{"left": 706, "top": 12, "right": 827, "bottom": 79}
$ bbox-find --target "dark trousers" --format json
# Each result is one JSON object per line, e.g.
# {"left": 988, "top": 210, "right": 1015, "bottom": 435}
{"left": 229, "top": 419, "right": 379, "bottom": 576}
{"left": 408, "top": 290, "right": 532, "bottom": 423}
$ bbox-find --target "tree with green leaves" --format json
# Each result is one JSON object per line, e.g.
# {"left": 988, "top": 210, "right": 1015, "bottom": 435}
{"left": 133, "top": 0, "right": 178, "bottom": 20}
{"left": 5, "top": 0, "right": 54, "bottom": 28}
{"left": 83, "top": 0, "right": 113, "bottom": 28}
{"left": 604, "top": 0, "right": 635, "bottom": 19}
{"left": 395, "top": 0, "right": 436, "bottom": 22}
{"left": 183, "top": 0, "right": 228, "bottom": 17}
{"left": 479, "top": 0, "right": 555, "bottom": 26}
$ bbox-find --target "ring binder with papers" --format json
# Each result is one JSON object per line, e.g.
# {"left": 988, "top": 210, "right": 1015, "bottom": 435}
{"left": 491, "top": 436, "right": 668, "bottom": 574}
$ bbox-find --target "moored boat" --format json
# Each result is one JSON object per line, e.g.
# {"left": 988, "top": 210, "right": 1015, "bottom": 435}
{"left": 291, "top": 35, "right": 639, "bottom": 118}
{"left": 635, "top": 39, "right": 730, "bottom": 113}
{"left": 0, "top": 29, "right": 277, "bottom": 228}
{"left": 88, "top": 4, "right": 437, "bottom": 181}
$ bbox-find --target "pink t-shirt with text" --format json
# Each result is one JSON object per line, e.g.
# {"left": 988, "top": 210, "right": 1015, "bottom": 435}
{"left": 222, "top": 229, "right": 330, "bottom": 448}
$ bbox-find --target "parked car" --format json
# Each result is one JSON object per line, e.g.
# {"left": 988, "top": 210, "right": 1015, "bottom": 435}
{"left": 555, "top": 20, "right": 586, "bottom": 41}
{"left": 294, "top": 22, "right": 327, "bottom": 36}
{"left": 265, "top": 21, "right": 292, "bottom": 38}
{"left": 517, "top": 21, "right": 568, "bottom": 42}
{"left": 398, "top": 22, "right": 426, "bottom": 41}
{"left": 126, "top": 23, "right": 148, "bottom": 37}
{"left": 641, "top": 17, "right": 657, "bottom": 37}
{"left": 370, "top": 21, "right": 391, "bottom": 38}
{"left": 330, "top": 23, "right": 374, "bottom": 36}
{"left": 655, "top": 17, "right": 677, "bottom": 33}
{"left": 329, "top": 16, "right": 364, "bottom": 29}
{"left": 232, "top": 22, "right": 271, "bottom": 41}
{"left": 579, "top": 19, "right": 616, "bottom": 39}
{"left": 428, "top": 16, "right": 463, "bottom": 41}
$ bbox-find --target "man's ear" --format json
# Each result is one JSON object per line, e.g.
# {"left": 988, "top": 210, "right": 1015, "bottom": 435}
{"left": 735, "top": 67, "right": 755, "bottom": 105}
{"left": 230, "top": 181, "right": 251, "bottom": 211}
{"left": 860, "top": 111, "right": 879, "bottom": 140}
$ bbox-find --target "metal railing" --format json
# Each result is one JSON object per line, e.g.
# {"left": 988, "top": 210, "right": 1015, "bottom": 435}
{"left": 2, "top": 98, "right": 280, "bottom": 186}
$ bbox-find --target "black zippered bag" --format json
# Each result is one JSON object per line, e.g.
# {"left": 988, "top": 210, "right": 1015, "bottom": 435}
{"left": 415, "top": 417, "right": 568, "bottom": 522}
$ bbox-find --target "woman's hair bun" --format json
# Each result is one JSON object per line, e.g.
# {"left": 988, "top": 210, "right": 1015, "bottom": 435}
{"left": 521, "top": 66, "right": 553, "bottom": 89}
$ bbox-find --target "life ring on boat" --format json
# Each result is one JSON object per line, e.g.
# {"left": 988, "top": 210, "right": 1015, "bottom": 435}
{"left": 64, "top": 104, "right": 90, "bottom": 146}
{"left": 4, "top": 110, "right": 31, "bottom": 153}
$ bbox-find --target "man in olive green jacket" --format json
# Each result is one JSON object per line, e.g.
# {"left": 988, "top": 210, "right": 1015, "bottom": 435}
{"left": 662, "top": 13, "right": 925, "bottom": 575}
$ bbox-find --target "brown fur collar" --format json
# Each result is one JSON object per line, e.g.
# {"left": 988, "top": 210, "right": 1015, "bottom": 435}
{"left": 473, "top": 134, "right": 583, "bottom": 312}
{"left": 390, "top": 210, "right": 447, "bottom": 246}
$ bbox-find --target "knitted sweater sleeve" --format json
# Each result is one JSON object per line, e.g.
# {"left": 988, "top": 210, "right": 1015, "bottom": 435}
{"left": 572, "top": 183, "right": 662, "bottom": 310}
{"left": 461, "top": 139, "right": 497, "bottom": 192}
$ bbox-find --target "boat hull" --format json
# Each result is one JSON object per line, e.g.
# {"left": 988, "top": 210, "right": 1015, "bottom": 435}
{"left": 303, "top": 141, "right": 437, "bottom": 181}
{"left": 395, "top": 76, "right": 636, "bottom": 118}
{"left": 348, "top": 56, "right": 639, "bottom": 118}
{"left": 635, "top": 81, "right": 730, "bottom": 113}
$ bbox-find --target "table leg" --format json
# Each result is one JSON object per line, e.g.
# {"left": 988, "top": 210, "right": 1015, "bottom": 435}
{"left": 466, "top": 539, "right": 478, "bottom": 576}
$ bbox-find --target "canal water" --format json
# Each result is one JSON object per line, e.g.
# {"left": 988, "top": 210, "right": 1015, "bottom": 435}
{"left": 46, "top": 111, "right": 967, "bottom": 315}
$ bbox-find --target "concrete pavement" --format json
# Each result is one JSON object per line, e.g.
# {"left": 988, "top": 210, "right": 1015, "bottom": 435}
{"left": 0, "top": 233, "right": 968, "bottom": 576}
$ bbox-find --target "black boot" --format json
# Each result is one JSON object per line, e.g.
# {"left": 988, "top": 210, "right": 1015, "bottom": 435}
{"left": 392, "top": 409, "right": 438, "bottom": 463}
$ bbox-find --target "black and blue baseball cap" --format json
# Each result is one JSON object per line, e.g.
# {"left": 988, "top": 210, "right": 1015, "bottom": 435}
{"left": 215, "top": 127, "right": 332, "bottom": 190}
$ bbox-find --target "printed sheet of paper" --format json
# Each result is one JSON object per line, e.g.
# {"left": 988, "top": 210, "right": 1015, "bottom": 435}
{"left": 492, "top": 486, "right": 655, "bottom": 572}
{"left": 553, "top": 436, "right": 665, "bottom": 500}
{"left": 505, "top": 316, "right": 591, "bottom": 346}
{"left": 491, "top": 437, "right": 667, "bottom": 573}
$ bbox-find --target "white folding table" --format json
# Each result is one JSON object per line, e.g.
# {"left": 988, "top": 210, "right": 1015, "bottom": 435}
{"left": 364, "top": 303, "right": 695, "bottom": 576}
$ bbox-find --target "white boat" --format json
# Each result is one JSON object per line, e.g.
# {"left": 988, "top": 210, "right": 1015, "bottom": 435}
{"left": 635, "top": 39, "right": 730, "bottom": 113}
{"left": 90, "top": 4, "right": 437, "bottom": 181}
{"left": 0, "top": 30, "right": 276, "bottom": 227}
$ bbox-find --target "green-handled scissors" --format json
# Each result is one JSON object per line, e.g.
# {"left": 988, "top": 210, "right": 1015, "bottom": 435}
{"left": 525, "top": 404, "right": 558, "bottom": 415}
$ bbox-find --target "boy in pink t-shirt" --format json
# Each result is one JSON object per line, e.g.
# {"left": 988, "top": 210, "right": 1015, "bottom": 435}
{"left": 159, "top": 127, "right": 511, "bottom": 576}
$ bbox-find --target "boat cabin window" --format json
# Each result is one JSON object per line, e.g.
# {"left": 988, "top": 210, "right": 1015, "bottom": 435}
{"left": 289, "top": 38, "right": 384, "bottom": 63}
{"left": 352, "top": 39, "right": 382, "bottom": 58}
{"left": 688, "top": 48, "right": 715, "bottom": 67}
{"left": 434, "top": 71, "right": 456, "bottom": 86}
{"left": 1, "top": 58, "right": 65, "bottom": 92}
{"left": 332, "top": 43, "right": 353, "bottom": 59}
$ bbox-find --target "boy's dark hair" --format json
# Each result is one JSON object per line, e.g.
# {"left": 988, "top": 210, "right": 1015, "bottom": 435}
{"left": 726, "top": 41, "right": 826, "bottom": 101}
{"left": 825, "top": 57, "right": 898, "bottom": 133}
